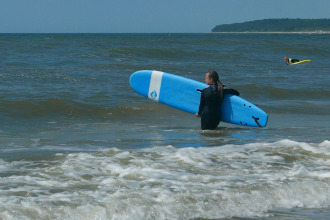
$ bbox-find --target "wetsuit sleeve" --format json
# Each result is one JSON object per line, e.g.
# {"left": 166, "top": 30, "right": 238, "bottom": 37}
{"left": 223, "top": 87, "right": 240, "bottom": 96}
{"left": 198, "top": 90, "right": 205, "bottom": 115}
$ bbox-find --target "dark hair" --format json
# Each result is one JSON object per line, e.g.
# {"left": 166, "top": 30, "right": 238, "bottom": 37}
{"left": 207, "top": 70, "right": 223, "bottom": 101}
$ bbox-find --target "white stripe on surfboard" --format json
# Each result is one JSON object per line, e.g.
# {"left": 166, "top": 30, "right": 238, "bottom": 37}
{"left": 148, "top": 71, "right": 164, "bottom": 102}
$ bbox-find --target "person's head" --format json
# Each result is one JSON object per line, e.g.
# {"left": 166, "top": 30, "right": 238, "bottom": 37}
{"left": 205, "top": 70, "right": 224, "bottom": 101}
{"left": 284, "top": 56, "right": 289, "bottom": 62}
{"left": 205, "top": 70, "right": 219, "bottom": 85}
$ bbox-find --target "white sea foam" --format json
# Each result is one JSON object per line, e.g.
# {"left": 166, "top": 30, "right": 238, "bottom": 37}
{"left": 0, "top": 140, "right": 329, "bottom": 219}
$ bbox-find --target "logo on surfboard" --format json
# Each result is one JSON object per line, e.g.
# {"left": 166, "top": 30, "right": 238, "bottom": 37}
{"left": 150, "top": 90, "right": 158, "bottom": 99}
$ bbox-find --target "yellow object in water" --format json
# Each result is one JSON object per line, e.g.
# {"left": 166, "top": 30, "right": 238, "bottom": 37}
{"left": 290, "top": 60, "right": 312, "bottom": 65}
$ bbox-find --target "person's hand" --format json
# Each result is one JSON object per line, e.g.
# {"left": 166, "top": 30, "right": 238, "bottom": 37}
{"left": 195, "top": 113, "right": 200, "bottom": 118}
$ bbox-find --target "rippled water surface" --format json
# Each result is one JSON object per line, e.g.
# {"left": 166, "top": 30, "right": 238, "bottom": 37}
{"left": 0, "top": 33, "right": 329, "bottom": 219}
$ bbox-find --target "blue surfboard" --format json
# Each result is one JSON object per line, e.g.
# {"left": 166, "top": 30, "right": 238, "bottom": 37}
{"left": 130, "top": 70, "right": 268, "bottom": 127}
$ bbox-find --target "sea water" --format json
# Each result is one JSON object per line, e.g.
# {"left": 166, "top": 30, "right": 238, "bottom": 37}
{"left": 0, "top": 33, "right": 329, "bottom": 219}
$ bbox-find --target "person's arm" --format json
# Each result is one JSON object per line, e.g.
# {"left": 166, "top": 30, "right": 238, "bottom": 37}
{"left": 195, "top": 90, "right": 205, "bottom": 117}
{"left": 223, "top": 86, "right": 240, "bottom": 96}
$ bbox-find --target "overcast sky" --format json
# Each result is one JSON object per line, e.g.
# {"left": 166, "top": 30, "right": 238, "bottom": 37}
{"left": 1, "top": 0, "right": 329, "bottom": 33}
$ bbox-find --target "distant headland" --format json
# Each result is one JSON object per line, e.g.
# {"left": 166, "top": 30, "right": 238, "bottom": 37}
{"left": 212, "top": 18, "right": 330, "bottom": 33}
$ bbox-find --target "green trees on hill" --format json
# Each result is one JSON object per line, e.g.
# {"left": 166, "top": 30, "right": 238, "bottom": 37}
{"left": 212, "top": 19, "right": 330, "bottom": 32}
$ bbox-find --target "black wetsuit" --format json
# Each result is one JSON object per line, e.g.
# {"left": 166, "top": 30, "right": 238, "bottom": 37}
{"left": 198, "top": 85, "right": 239, "bottom": 130}
{"left": 286, "top": 58, "right": 299, "bottom": 64}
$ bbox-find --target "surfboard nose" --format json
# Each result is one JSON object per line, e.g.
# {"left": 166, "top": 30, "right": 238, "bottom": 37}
{"left": 130, "top": 70, "right": 153, "bottom": 97}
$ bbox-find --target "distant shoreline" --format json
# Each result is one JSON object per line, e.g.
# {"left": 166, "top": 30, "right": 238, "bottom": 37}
{"left": 212, "top": 19, "right": 330, "bottom": 33}
{"left": 212, "top": 31, "right": 330, "bottom": 34}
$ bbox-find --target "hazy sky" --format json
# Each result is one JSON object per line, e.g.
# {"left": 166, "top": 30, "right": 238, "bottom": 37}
{"left": 1, "top": 0, "right": 329, "bottom": 33}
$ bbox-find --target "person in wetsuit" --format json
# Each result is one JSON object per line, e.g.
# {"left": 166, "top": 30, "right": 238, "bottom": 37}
{"left": 195, "top": 70, "right": 239, "bottom": 130}
{"left": 284, "top": 56, "right": 299, "bottom": 65}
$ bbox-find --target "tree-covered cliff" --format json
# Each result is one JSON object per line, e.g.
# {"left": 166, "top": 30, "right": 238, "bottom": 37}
{"left": 212, "top": 19, "right": 330, "bottom": 32}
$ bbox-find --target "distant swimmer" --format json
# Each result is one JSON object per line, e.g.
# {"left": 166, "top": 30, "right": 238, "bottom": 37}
{"left": 284, "top": 56, "right": 299, "bottom": 65}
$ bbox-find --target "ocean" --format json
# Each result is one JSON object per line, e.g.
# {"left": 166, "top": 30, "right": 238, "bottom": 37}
{"left": 0, "top": 33, "right": 329, "bottom": 219}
